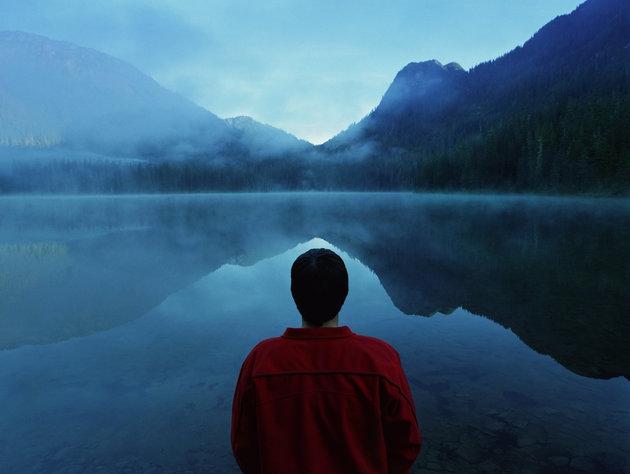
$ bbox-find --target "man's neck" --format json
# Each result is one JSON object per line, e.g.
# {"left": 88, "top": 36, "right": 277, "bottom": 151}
{"left": 301, "top": 315, "right": 339, "bottom": 328}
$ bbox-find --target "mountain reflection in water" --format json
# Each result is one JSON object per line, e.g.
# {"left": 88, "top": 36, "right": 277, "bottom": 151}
{"left": 0, "top": 193, "right": 628, "bottom": 472}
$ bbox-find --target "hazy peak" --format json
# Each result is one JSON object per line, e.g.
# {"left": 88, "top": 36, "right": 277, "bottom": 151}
{"left": 374, "top": 58, "right": 465, "bottom": 116}
{"left": 444, "top": 62, "right": 465, "bottom": 72}
{"left": 225, "top": 116, "right": 261, "bottom": 128}
{"left": 398, "top": 59, "right": 466, "bottom": 76}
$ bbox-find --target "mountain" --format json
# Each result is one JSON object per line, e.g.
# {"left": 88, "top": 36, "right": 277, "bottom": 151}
{"left": 0, "top": 31, "right": 239, "bottom": 159}
{"left": 326, "top": 0, "right": 630, "bottom": 193}
{"left": 327, "top": 60, "right": 466, "bottom": 151}
{"left": 2, "top": 0, "right": 628, "bottom": 193}
{"left": 375, "top": 60, "right": 466, "bottom": 115}
{"left": 0, "top": 31, "right": 311, "bottom": 162}
{"left": 225, "top": 116, "right": 311, "bottom": 157}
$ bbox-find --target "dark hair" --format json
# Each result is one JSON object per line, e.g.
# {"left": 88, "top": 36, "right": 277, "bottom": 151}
{"left": 290, "top": 248, "right": 349, "bottom": 326}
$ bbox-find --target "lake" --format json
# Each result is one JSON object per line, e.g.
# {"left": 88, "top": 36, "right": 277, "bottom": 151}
{"left": 0, "top": 192, "right": 629, "bottom": 473}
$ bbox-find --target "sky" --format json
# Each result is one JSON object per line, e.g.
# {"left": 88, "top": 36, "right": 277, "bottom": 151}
{"left": 0, "top": 0, "right": 584, "bottom": 144}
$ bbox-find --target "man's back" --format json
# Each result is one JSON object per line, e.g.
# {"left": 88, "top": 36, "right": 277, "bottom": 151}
{"left": 231, "top": 325, "right": 421, "bottom": 474}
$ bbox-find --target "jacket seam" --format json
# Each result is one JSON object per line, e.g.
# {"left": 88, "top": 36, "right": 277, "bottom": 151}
{"left": 251, "top": 370, "right": 416, "bottom": 415}
{"left": 255, "top": 388, "right": 370, "bottom": 406}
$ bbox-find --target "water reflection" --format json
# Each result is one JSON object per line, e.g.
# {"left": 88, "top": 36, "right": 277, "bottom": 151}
{"left": 0, "top": 193, "right": 629, "bottom": 472}
{"left": 1, "top": 194, "right": 628, "bottom": 379}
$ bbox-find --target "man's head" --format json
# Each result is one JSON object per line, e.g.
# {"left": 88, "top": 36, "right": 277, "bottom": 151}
{"left": 290, "top": 248, "right": 349, "bottom": 326}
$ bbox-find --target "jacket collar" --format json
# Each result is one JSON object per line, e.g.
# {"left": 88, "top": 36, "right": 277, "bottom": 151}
{"left": 282, "top": 325, "right": 354, "bottom": 339}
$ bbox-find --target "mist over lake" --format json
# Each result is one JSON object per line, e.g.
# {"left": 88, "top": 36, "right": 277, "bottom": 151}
{"left": 1, "top": 192, "right": 628, "bottom": 473}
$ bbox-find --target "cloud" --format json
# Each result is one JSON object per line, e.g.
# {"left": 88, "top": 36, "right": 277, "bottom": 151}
{"left": 91, "top": 4, "right": 213, "bottom": 69}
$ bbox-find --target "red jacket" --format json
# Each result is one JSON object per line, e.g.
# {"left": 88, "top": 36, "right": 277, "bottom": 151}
{"left": 231, "top": 325, "right": 421, "bottom": 473}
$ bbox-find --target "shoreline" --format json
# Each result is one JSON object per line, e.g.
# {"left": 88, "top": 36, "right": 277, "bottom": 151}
{"left": 1, "top": 190, "right": 629, "bottom": 201}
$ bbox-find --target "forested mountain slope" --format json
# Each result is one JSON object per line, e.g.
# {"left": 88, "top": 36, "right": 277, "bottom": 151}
{"left": 326, "top": 0, "right": 630, "bottom": 193}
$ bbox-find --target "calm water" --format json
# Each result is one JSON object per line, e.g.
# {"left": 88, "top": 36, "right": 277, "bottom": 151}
{"left": 0, "top": 193, "right": 629, "bottom": 473}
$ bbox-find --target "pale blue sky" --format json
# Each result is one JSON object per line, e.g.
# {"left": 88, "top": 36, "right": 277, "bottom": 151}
{"left": 0, "top": 0, "right": 584, "bottom": 143}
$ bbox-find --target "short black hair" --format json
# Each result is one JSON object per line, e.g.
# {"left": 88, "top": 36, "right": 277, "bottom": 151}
{"left": 290, "top": 248, "right": 349, "bottom": 326}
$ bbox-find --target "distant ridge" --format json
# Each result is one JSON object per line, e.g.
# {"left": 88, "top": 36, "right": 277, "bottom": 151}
{"left": 0, "top": 31, "right": 233, "bottom": 158}
{"left": 0, "top": 31, "right": 311, "bottom": 161}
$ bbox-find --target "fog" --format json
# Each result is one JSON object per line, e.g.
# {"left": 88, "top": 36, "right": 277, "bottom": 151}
{"left": 0, "top": 29, "right": 415, "bottom": 184}
{"left": 1, "top": 192, "right": 629, "bottom": 471}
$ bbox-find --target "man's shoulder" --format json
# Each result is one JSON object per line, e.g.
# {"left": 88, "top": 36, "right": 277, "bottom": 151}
{"left": 351, "top": 333, "right": 401, "bottom": 363}
{"left": 246, "top": 336, "right": 284, "bottom": 356}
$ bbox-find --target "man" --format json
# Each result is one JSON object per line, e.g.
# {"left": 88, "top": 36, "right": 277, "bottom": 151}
{"left": 231, "top": 248, "right": 421, "bottom": 473}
